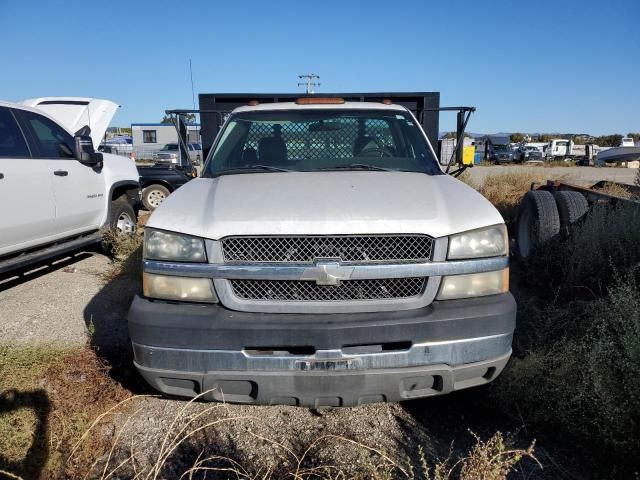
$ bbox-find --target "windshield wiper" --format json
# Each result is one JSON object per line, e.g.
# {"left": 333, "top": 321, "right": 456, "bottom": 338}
{"left": 318, "top": 163, "right": 392, "bottom": 172}
{"left": 215, "top": 164, "right": 292, "bottom": 175}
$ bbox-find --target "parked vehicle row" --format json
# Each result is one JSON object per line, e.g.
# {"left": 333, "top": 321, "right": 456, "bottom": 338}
{"left": 1, "top": 93, "right": 518, "bottom": 409}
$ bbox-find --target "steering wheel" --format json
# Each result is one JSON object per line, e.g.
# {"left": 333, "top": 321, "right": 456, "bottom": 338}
{"left": 358, "top": 136, "right": 393, "bottom": 157}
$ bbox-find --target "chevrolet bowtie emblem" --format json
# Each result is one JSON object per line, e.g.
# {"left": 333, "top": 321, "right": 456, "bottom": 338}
{"left": 301, "top": 261, "right": 355, "bottom": 286}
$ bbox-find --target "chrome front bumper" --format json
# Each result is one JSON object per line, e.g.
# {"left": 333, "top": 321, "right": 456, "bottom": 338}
{"left": 132, "top": 332, "right": 512, "bottom": 373}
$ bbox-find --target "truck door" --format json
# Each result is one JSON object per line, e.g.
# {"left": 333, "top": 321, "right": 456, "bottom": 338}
{"left": 16, "top": 110, "right": 104, "bottom": 236}
{"left": 0, "top": 107, "right": 57, "bottom": 253}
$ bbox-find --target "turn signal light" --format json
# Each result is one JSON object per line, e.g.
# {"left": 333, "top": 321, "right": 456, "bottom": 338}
{"left": 296, "top": 97, "right": 345, "bottom": 105}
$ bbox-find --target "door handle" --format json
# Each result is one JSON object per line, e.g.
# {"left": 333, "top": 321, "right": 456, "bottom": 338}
{"left": 54, "top": 170, "right": 68, "bottom": 177}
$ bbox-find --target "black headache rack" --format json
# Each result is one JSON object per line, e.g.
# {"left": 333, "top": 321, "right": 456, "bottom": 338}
{"left": 166, "top": 92, "right": 475, "bottom": 173}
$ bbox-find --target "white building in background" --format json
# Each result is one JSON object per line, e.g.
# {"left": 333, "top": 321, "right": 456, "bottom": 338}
{"left": 131, "top": 123, "right": 201, "bottom": 159}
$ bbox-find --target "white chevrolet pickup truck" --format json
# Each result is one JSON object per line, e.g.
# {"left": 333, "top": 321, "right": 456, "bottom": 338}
{"left": 0, "top": 98, "right": 139, "bottom": 274}
{"left": 128, "top": 98, "right": 515, "bottom": 407}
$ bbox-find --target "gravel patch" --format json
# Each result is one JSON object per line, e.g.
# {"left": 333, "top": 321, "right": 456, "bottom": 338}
{"left": 91, "top": 395, "right": 480, "bottom": 478}
{"left": 0, "top": 252, "right": 120, "bottom": 345}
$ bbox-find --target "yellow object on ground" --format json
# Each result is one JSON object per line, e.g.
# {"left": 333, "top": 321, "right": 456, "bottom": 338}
{"left": 463, "top": 145, "right": 476, "bottom": 165}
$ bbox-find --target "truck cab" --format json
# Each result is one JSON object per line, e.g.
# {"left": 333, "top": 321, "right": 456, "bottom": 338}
{"left": 128, "top": 97, "right": 515, "bottom": 407}
{"left": 545, "top": 139, "right": 572, "bottom": 160}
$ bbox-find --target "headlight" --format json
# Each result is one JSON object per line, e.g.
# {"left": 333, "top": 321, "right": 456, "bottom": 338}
{"left": 437, "top": 269, "right": 509, "bottom": 300}
{"left": 143, "top": 273, "right": 218, "bottom": 303}
{"left": 144, "top": 229, "right": 206, "bottom": 262}
{"left": 448, "top": 225, "right": 508, "bottom": 259}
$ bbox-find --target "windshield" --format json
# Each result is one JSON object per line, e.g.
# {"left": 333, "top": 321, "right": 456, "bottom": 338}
{"left": 203, "top": 109, "right": 441, "bottom": 177}
{"left": 493, "top": 144, "right": 510, "bottom": 152}
{"left": 162, "top": 144, "right": 178, "bottom": 151}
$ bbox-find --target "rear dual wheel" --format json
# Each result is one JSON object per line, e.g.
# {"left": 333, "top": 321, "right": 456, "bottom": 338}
{"left": 553, "top": 191, "right": 589, "bottom": 230}
{"left": 515, "top": 190, "right": 589, "bottom": 258}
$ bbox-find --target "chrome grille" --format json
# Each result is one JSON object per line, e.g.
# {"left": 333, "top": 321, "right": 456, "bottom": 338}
{"left": 221, "top": 235, "right": 433, "bottom": 263}
{"left": 230, "top": 277, "right": 427, "bottom": 301}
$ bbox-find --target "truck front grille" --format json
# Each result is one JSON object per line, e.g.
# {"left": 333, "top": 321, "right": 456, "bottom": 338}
{"left": 221, "top": 235, "right": 433, "bottom": 263}
{"left": 230, "top": 277, "right": 427, "bottom": 302}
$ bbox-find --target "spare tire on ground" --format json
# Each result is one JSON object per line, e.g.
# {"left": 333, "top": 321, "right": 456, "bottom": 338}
{"left": 516, "top": 190, "right": 560, "bottom": 258}
{"left": 553, "top": 190, "right": 589, "bottom": 229}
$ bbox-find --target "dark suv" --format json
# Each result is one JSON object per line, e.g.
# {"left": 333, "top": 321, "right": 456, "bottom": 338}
{"left": 489, "top": 144, "right": 515, "bottom": 164}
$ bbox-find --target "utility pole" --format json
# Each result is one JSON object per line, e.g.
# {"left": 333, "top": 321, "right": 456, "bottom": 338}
{"left": 298, "top": 73, "right": 320, "bottom": 94}
{"left": 189, "top": 58, "right": 196, "bottom": 110}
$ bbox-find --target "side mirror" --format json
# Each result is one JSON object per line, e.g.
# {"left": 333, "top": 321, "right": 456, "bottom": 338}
{"left": 74, "top": 135, "right": 103, "bottom": 167}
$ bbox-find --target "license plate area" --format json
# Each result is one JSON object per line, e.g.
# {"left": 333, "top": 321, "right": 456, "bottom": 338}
{"left": 295, "top": 358, "right": 359, "bottom": 371}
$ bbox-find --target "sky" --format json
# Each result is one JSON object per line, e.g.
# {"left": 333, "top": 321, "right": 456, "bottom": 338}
{"left": 0, "top": 0, "right": 638, "bottom": 135}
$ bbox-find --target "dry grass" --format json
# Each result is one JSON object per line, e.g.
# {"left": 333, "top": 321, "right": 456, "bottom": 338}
{"left": 459, "top": 170, "right": 546, "bottom": 225}
{"left": 593, "top": 181, "right": 633, "bottom": 199}
{"left": 101, "top": 228, "right": 144, "bottom": 281}
{"left": 0, "top": 346, "right": 130, "bottom": 479}
{"left": 65, "top": 390, "right": 537, "bottom": 480}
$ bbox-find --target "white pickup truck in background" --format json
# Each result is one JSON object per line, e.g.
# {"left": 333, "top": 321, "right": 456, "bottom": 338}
{"left": 0, "top": 97, "right": 140, "bottom": 274}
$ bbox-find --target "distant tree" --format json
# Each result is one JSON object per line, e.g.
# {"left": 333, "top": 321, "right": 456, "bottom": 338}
{"left": 510, "top": 133, "right": 525, "bottom": 143}
{"left": 627, "top": 133, "right": 640, "bottom": 143}
{"left": 441, "top": 131, "right": 473, "bottom": 141}
{"left": 160, "top": 113, "right": 196, "bottom": 124}
{"left": 593, "top": 134, "right": 623, "bottom": 147}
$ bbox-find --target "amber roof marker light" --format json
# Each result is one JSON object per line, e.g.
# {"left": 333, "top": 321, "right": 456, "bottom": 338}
{"left": 382, "top": 99, "right": 393, "bottom": 105}
{"left": 247, "top": 100, "right": 259, "bottom": 106}
{"left": 295, "top": 97, "right": 345, "bottom": 105}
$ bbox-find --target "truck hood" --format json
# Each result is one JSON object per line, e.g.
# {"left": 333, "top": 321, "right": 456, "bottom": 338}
{"left": 21, "top": 97, "right": 119, "bottom": 148}
{"left": 147, "top": 171, "right": 504, "bottom": 239}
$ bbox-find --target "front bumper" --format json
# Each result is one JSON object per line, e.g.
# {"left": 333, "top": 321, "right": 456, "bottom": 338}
{"left": 128, "top": 293, "right": 516, "bottom": 407}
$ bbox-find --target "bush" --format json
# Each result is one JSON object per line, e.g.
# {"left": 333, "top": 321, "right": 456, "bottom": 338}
{"left": 589, "top": 279, "right": 640, "bottom": 452}
{"left": 488, "top": 188, "right": 640, "bottom": 476}
{"left": 493, "top": 278, "right": 640, "bottom": 468}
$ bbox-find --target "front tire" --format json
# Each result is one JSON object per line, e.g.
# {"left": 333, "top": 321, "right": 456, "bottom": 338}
{"left": 101, "top": 196, "right": 137, "bottom": 253}
{"left": 142, "top": 184, "right": 170, "bottom": 211}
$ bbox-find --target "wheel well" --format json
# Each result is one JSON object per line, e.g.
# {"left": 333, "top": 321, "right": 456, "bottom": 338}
{"left": 141, "top": 181, "right": 173, "bottom": 192}
{"left": 111, "top": 183, "right": 139, "bottom": 202}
